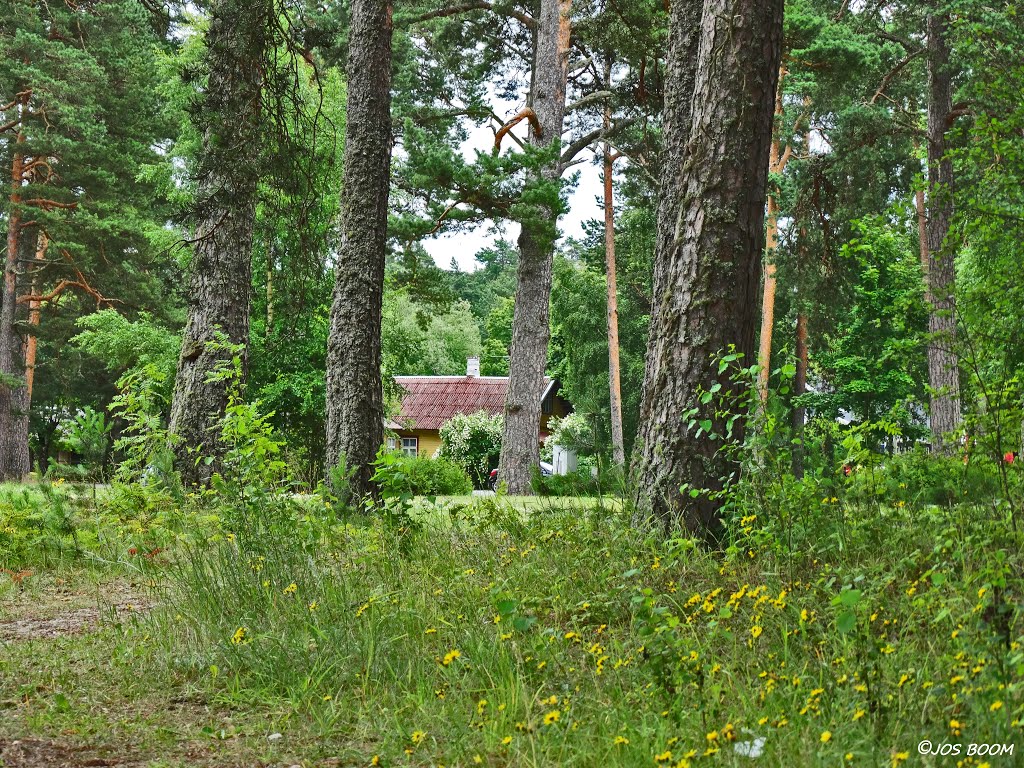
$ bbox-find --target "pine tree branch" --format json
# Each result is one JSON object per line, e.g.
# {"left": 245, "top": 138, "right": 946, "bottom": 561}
{"left": 494, "top": 108, "right": 540, "bottom": 149}
{"left": 424, "top": 201, "right": 463, "bottom": 235}
{"left": 559, "top": 116, "right": 639, "bottom": 165}
{"left": 874, "top": 30, "right": 924, "bottom": 54}
{"left": 24, "top": 198, "right": 77, "bottom": 210}
{"left": 869, "top": 49, "right": 925, "bottom": 106}
{"left": 946, "top": 102, "right": 973, "bottom": 127}
{"left": 404, "top": 2, "right": 537, "bottom": 29}
{"left": 17, "top": 256, "right": 119, "bottom": 309}
{"left": 565, "top": 90, "right": 612, "bottom": 114}
{"left": 489, "top": 109, "right": 525, "bottom": 149}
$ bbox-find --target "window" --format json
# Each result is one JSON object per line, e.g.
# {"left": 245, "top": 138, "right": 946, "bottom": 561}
{"left": 387, "top": 436, "right": 396, "bottom": 451}
{"left": 401, "top": 437, "right": 418, "bottom": 457}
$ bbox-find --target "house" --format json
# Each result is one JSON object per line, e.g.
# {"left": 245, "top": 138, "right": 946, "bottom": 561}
{"left": 388, "top": 357, "right": 571, "bottom": 458}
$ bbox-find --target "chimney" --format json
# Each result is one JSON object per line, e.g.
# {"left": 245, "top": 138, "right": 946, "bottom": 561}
{"left": 467, "top": 356, "right": 480, "bottom": 377}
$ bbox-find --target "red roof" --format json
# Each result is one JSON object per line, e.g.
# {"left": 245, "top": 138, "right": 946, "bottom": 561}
{"left": 393, "top": 376, "right": 554, "bottom": 432}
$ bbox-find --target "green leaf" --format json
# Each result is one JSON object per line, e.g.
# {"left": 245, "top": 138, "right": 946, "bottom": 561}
{"left": 838, "top": 589, "right": 862, "bottom": 607}
{"left": 496, "top": 599, "right": 518, "bottom": 616}
{"left": 837, "top": 611, "right": 857, "bottom": 634}
{"left": 512, "top": 616, "right": 536, "bottom": 632}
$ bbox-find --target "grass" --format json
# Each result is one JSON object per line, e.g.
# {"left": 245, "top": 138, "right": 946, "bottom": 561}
{"left": 1, "top": 483, "right": 1022, "bottom": 767}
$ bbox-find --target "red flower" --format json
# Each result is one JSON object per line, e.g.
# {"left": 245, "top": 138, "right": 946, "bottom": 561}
{"left": 1005, "top": 452, "right": 1017, "bottom": 464}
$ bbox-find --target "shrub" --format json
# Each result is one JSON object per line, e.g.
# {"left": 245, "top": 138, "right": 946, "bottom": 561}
{"left": 533, "top": 469, "right": 599, "bottom": 497}
{"left": 54, "top": 406, "right": 111, "bottom": 481}
{"left": 373, "top": 451, "right": 473, "bottom": 497}
{"left": 543, "top": 412, "right": 596, "bottom": 460}
{"left": 0, "top": 482, "right": 79, "bottom": 568}
{"left": 437, "top": 411, "right": 503, "bottom": 489}
{"left": 846, "top": 447, "right": 1002, "bottom": 507}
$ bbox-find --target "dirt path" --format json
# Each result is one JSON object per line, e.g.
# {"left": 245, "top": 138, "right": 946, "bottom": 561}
{"left": 0, "top": 738, "right": 146, "bottom": 768}
{"left": 0, "top": 574, "right": 311, "bottom": 767}
{"left": 0, "top": 575, "right": 150, "bottom": 642}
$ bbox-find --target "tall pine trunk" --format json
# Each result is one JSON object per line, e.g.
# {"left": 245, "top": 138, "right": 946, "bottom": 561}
{"left": 604, "top": 118, "right": 625, "bottom": 467}
{"left": 497, "top": 0, "right": 571, "bottom": 494}
{"left": 756, "top": 194, "right": 780, "bottom": 403}
{"left": 24, "top": 231, "right": 47, "bottom": 402}
{"left": 324, "top": 0, "right": 393, "bottom": 497}
{"left": 756, "top": 66, "right": 791, "bottom": 405}
{"left": 0, "top": 109, "right": 31, "bottom": 482}
{"left": 924, "top": 12, "right": 962, "bottom": 453}
{"left": 793, "top": 311, "right": 809, "bottom": 478}
{"left": 630, "top": 0, "right": 784, "bottom": 536}
{"left": 168, "top": 0, "right": 268, "bottom": 485}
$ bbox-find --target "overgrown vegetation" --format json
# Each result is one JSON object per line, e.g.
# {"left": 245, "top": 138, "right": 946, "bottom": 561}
{"left": 3, "top": 371, "right": 1021, "bottom": 765}
{"left": 3, "top": 1, "right": 1024, "bottom": 765}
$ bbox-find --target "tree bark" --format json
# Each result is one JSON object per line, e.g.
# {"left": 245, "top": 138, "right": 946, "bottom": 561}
{"left": 756, "top": 66, "right": 791, "bottom": 405}
{"left": 0, "top": 102, "right": 31, "bottom": 482}
{"left": 168, "top": 0, "right": 268, "bottom": 485}
{"left": 757, "top": 194, "right": 780, "bottom": 403}
{"left": 24, "top": 231, "right": 47, "bottom": 402}
{"left": 604, "top": 130, "right": 625, "bottom": 467}
{"left": 630, "top": 0, "right": 785, "bottom": 537}
{"left": 792, "top": 311, "right": 808, "bottom": 478}
{"left": 647, "top": 0, "right": 702, "bottom": 341}
{"left": 324, "top": 0, "right": 393, "bottom": 497}
{"left": 497, "top": 0, "right": 571, "bottom": 494}
{"left": 924, "top": 12, "right": 961, "bottom": 453}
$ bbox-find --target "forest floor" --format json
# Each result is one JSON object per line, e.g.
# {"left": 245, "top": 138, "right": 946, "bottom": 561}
{"left": 0, "top": 568, "right": 311, "bottom": 768}
{"left": 1, "top": 486, "right": 1022, "bottom": 767}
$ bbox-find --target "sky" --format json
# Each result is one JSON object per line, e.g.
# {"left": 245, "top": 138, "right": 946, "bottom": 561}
{"left": 419, "top": 108, "right": 609, "bottom": 273}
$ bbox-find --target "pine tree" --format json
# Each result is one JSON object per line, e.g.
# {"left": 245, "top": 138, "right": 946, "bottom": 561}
{"left": 630, "top": 0, "right": 784, "bottom": 536}
{"left": 923, "top": 10, "right": 962, "bottom": 452}
{"left": 496, "top": 0, "right": 573, "bottom": 495}
{"left": 167, "top": 0, "right": 276, "bottom": 485}
{"left": 324, "top": 0, "right": 394, "bottom": 497}
{"left": 0, "top": 0, "right": 172, "bottom": 481}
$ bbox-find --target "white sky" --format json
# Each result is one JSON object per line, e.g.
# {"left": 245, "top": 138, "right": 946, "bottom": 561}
{"left": 420, "top": 108, "right": 607, "bottom": 272}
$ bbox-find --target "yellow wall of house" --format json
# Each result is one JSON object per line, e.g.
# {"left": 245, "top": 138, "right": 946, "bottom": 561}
{"left": 396, "top": 431, "right": 441, "bottom": 458}
{"left": 418, "top": 432, "right": 442, "bottom": 457}
{"left": 401, "top": 401, "right": 568, "bottom": 457}
{"left": 540, "top": 396, "right": 570, "bottom": 435}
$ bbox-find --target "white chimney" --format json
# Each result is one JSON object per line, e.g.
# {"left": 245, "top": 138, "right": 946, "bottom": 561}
{"left": 467, "top": 357, "right": 480, "bottom": 377}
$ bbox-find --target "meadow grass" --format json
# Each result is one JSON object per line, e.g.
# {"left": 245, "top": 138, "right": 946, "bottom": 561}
{"left": 2, "top": 488, "right": 1022, "bottom": 767}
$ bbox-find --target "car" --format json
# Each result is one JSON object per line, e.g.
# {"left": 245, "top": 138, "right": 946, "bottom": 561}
{"left": 488, "top": 461, "right": 553, "bottom": 490}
